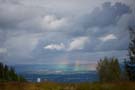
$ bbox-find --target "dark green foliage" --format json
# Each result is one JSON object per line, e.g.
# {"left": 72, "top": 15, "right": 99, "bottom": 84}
{"left": 129, "top": 27, "right": 135, "bottom": 63}
{"left": 97, "top": 57, "right": 121, "bottom": 82}
{"left": 125, "top": 27, "right": 135, "bottom": 81}
{"left": 0, "top": 62, "right": 26, "bottom": 82}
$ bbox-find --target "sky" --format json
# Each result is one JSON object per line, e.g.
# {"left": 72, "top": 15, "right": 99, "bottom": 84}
{"left": 0, "top": 0, "right": 135, "bottom": 65}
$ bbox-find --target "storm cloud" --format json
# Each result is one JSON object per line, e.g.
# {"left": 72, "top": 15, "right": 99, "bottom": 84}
{"left": 0, "top": 0, "right": 134, "bottom": 64}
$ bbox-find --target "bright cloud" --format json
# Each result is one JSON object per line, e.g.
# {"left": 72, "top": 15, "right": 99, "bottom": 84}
{"left": 0, "top": 48, "right": 7, "bottom": 53}
{"left": 41, "top": 15, "right": 67, "bottom": 30}
{"left": 68, "top": 37, "right": 89, "bottom": 51}
{"left": 44, "top": 37, "right": 89, "bottom": 51}
{"left": 44, "top": 43, "right": 65, "bottom": 51}
{"left": 99, "top": 34, "right": 117, "bottom": 42}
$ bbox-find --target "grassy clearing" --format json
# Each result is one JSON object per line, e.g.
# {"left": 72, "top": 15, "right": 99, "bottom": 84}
{"left": 0, "top": 82, "right": 135, "bottom": 90}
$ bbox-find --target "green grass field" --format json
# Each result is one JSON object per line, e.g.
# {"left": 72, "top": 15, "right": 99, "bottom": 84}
{"left": 0, "top": 82, "right": 135, "bottom": 90}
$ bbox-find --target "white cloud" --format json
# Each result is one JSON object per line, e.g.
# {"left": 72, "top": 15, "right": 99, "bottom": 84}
{"left": 0, "top": 48, "right": 7, "bottom": 53}
{"left": 44, "top": 43, "right": 65, "bottom": 51}
{"left": 99, "top": 34, "right": 117, "bottom": 42}
{"left": 68, "top": 37, "right": 89, "bottom": 51}
{"left": 44, "top": 37, "right": 89, "bottom": 51}
{"left": 41, "top": 15, "right": 67, "bottom": 30}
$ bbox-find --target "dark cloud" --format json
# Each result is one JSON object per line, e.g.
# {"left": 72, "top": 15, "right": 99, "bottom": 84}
{"left": 81, "top": 2, "right": 131, "bottom": 28}
{"left": 0, "top": 0, "right": 134, "bottom": 64}
{"left": 65, "top": 2, "right": 132, "bottom": 52}
{"left": 67, "top": 2, "right": 132, "bottom": 37}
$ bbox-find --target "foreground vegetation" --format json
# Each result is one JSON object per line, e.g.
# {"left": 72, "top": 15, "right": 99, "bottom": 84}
{"left": 0, "top": 82, "right": 135, "bottom": 90}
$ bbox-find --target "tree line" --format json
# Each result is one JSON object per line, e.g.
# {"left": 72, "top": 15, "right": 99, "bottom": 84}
{"left": 97, "top": 27, "right": 135, "bottom": 82}
{"left": 0, "top": 62, "right": 26, "bottom": 82}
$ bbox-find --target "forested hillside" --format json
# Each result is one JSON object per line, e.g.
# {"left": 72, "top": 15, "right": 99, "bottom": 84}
{"left": 0, "top": 62, "right": 26, "bottom": 82}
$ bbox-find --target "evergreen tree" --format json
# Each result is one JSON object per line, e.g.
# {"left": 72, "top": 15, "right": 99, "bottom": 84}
{"left": 0, "top": 62, "right": 26, "bottom": 82}
{"left": 129, "top": 27, "right": 135, "bottom": 63}
{"left": 9, "top": 67, "right": 18, "bottom": 81}
{"left": 0, "top": 62, "right": 4, "bottom": 80}
{"left": 4, "top": 65, "right": 9, "bottom": 80}
{"left": 125, "top": 27, "right": 135, "bottom": 81}
{"left": 97, "top": 57, "right": 121, "bottom": 82}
